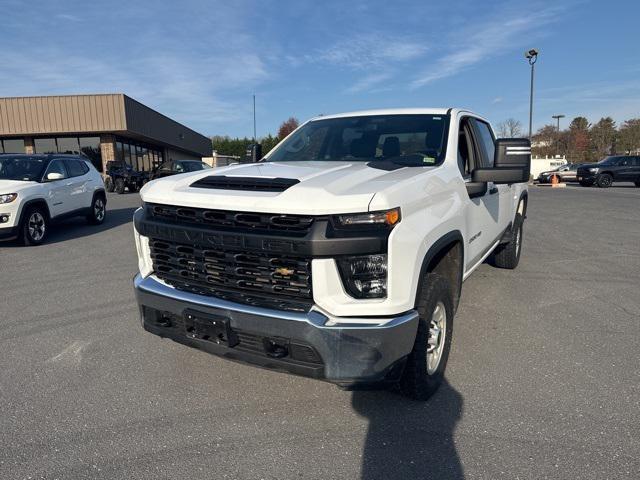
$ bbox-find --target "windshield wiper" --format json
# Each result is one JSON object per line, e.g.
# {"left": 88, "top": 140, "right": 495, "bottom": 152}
{"left": 368, "top": 154, "right": 436, "bottom": 170}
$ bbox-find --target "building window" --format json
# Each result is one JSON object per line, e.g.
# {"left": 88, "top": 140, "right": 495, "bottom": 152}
{"left": 1, "top": 138, "right": 25, "bottom": 153}
{"left": 79, "top": 137, "right": 102, "bottom": 172}
{"left": 34, "top": 138, "right": 57, "bottom": 153}
{"left": 56, "top": 137, "right": 80, "bottom": 154}
{"left": 113, "top": 137, "right": 165, "bottom": 172}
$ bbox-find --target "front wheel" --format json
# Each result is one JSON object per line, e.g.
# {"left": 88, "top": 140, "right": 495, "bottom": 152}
{"left": 493, "top": 212, "right": 523, "bottom": 269}
{"left": 87, "top": 195, "right": 106, "bottom": 225}
{"left": 400, "top": 273, "right": 454, "bottom": 401}
{"left": 21, "top": 207, "right": 48, "bottom": 246}
{"left": 596, "top": 173, "right": 613, "bottom": 188}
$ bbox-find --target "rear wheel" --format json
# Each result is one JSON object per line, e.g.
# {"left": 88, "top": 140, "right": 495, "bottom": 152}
{"left": 597, "top": 173, "right": 613, "bottom": 188}
{"left": 114, "top": 177, "right": 125, "bottom": 194}
{"left": 21, "top": 207, "right": 48, "bottom": 246}
{"left": 87, "top": 195, "right": 106, "bottom": 225}
{"left": 493, "top": 212, "right": 524, "bottom": 269}
{"left": 104, "top": 176, "right": 115, "bottom": 193}
{"left": 400, "top": 273, "right": 454, "bottom": 401}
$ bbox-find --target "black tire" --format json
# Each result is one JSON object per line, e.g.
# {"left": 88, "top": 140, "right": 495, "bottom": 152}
{"left": 596, "top": 173, "right": 612, "bottom": 188}
{"left": 634, "top": 181, "right": 640, "bottom": 188}
{"left": 20, "top": 206, "right": 48, "bottom": 246}
{"left": 493, "top": 212, "right": 524, "bottom": 269}
{"left": 400, "top": 273, "right": 454, "bottom": 401}
{"left": 104, "top": 176, "right": 115, "bottom": 193}
{"left": 86, "top": 194, "right": 106, "bottom": 225}
{"left": 114, "top": 177, "right": 125, "bottom": 194}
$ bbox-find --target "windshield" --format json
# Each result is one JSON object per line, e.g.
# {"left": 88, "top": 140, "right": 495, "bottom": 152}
{"left": 598, "top": 156, "right": 620, "bottom": 165}
{"left": 0, "top": 156, "right": 48, "bottom": 181}
{"left": 266, "top": 114, "right": 449, "bottom": 166}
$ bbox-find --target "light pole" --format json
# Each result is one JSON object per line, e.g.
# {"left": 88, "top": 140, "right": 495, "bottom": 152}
{"left": 252, "top": 94, "right": 257, "bottom": 142}
{"left": 525, "top": 49, "right": 539, "bottom": 139}
{"left": 551, "top": 114, "right": 565, "bottom": 157}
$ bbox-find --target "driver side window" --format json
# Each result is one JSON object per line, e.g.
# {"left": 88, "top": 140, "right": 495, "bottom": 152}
{"left": 457, "top": 119, "right": 477, "bottom": 179}
{"left": 44, "top": 159, "right": 68, "bottom": 180}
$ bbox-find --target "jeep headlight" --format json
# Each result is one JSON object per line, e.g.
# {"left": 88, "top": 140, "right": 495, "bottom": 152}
{"left": 0, "top": 193, "right": 17, "bottom": 204}
{"left": 589, "top": 168, "right": 599, "bottom": 173}
{"left": 337, "top": 254, "right": 388, "bottom": 299}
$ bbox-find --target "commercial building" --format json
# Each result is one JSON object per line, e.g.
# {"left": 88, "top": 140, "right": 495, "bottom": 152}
{"left": 0, "top": 94, "right": 211, "bottom": 173}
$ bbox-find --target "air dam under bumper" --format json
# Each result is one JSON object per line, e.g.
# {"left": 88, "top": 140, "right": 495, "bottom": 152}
{"left": 134, "top": 274, "right": 419, "bottom": 385}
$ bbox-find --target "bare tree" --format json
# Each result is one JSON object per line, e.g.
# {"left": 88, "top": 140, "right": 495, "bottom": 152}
{"left": 497, "top": 118, "right": 523, "bottom": 138}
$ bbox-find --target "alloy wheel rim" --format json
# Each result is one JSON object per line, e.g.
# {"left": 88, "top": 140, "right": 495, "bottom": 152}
{"left": 95, "top": 199, "right": 105, "bottom": 221}
{"left": 28, "top": 212, "right": 45, "bottom": 241}
{"left": 427, "top": 301, "right": 447, "bottom": 374}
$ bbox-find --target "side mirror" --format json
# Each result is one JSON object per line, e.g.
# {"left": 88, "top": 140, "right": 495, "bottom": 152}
{"left": 245, "top": 143, "right": 263, "bottom": 163}
{"left": 472, "top": 138, "right": 531, "bottom": 184}
{"left": 46, "top": 172, "right": 64, "bottom": 181}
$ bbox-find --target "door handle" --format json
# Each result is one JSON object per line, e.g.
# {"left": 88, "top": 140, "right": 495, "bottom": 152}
{"left": 489, "top": 186, "right": 498, "bottom": 195}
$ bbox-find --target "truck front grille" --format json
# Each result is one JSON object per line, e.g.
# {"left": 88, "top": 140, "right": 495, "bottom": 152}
{"left": 149, "top": 238, "right": 313, "bottom": 313}
{"left": 148, "top": 203, "right": 314, "bottom": 235}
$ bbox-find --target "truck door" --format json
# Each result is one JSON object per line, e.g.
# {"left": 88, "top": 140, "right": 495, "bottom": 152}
{"left": 457, "top": 117, "right": 502, "bottom": 272}
{"left": 471, "top": 118, "right": 513, "bottom": 232}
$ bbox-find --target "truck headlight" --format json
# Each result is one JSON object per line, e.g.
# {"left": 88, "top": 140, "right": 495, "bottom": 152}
{"left": 334, "top": 208, "right": 400, "bottom": 228}
{"left": 0, "top": 193, "right": 17, "bottom": 204}
{"left": 589, "top": 168, "right": 599, "bottom": 173}
{"left": 337, "top": 254, "right": 388, "bottom": 298}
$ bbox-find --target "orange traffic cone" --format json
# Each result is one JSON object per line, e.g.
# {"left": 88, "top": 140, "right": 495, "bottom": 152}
{"left": 551, "top": 174, "right": 559, "bottom": 185}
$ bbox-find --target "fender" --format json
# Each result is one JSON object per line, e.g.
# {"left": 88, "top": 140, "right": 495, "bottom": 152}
{"left": 416, "top": 230, "right": 464, "bottom": 310}
{"left": 18, "top": 198, "right": 51, "bottom": 225}
{"left": 92, "top": 188, "right": 107, "bottom": 206}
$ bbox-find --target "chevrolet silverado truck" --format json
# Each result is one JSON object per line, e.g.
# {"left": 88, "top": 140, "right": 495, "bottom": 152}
{"left": 132, "top": 108, "right": 530, "bottom": 400}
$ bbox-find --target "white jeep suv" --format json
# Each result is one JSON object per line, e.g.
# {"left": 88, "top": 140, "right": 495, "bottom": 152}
{"left": 133, "top": 108, "right": 530, "bottom": 400}
{"left": 0, "top": 154, "right": 107, "bottom": 245}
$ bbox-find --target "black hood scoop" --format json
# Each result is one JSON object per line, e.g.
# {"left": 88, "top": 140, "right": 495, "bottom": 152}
{"left": 190, "top": 175, "right": 299, "bottom": 192}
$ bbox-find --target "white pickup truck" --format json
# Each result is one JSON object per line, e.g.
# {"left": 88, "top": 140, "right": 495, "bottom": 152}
{"left": 133, "top": 108, "right": 530, "bottom": 400}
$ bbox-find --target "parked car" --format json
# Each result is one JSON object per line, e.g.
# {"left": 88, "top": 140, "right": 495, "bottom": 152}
{"left": 577, "top": 155, "right": 640, "bottom": 187}
{"left": 0, "top": 154, "right": 106, "bottom": 245}
{"left": 149, "top": 160, "right": 211, "bottom": 180}
{"left": 537, "top": 163, "right": 578, "bottom": 183}
{"left": 104, "top": 161, "right": 149, "bottom": 194}
{"left": 132, "top": 108, "right": 530, "bottom": 400}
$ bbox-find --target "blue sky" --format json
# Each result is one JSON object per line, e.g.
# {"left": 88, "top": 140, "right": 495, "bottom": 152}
{"left": 2, "top": 0, "right": 639, "bottom": 137}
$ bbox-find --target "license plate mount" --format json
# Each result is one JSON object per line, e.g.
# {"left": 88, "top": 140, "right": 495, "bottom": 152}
{"left": 184, "top": 309, "right": 239, "bottom": 347}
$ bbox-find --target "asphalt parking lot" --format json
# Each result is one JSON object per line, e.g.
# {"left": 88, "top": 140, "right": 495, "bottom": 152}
{"left": 1, "top": 185, "right": 639, "bottom": 480}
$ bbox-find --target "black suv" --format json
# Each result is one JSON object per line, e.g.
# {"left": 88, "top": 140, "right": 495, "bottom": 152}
{"left": 577, "top": 156, "right": 640, "bottom": 188}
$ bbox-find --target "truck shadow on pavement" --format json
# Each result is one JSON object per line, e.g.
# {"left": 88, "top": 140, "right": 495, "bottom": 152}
{"left": 1, "top": 207, "right": 138, "bottom": 247}
{"left": 352, "top": 380, "right": 464, "bottom": 480}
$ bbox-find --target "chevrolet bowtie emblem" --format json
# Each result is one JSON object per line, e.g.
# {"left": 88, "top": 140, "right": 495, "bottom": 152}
{"left": 274, "top": 267, "right": 295, "bottom": 276}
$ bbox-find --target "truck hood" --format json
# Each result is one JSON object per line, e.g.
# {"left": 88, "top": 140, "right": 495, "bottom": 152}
{"left": 140, "top": 161, "right": 435, "bottom": 214}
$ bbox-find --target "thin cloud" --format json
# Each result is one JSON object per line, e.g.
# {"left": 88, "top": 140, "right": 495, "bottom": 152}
{"left": 313, "top": 34, "right": 427, "bottom": 69}
{"left": 410, "top": 4, "right": 565, "bottom": 88}
{"left": 55, "top": 13, "right": 82, "bottom": 22}
{"left": 346, "top": 72, "right": 394, "bottom": 94}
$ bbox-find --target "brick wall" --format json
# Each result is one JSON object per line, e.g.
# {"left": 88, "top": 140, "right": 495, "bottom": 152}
{"left": 24, "top": 137, "right": 34, "bottom": 154}
{"left": 99, "top": 134, "right": 116, "bottom": 174}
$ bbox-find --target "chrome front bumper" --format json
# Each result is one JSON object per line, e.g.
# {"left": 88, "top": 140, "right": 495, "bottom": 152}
{"left": 134, "top": 274, "right": 419, "bottom": 385}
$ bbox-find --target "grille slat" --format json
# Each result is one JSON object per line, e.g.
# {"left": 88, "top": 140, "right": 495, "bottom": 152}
{"left": 148, "top": 203, "right": 314, "bottom": 235}
{"left": 150, "top": 237, "right": 313, "bottom": 313}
